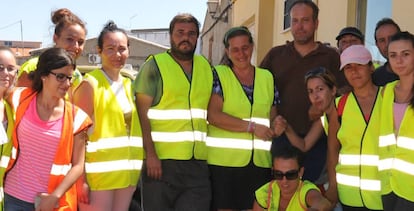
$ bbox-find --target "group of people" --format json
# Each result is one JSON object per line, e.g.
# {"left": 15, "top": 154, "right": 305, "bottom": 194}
{"left": 0, "top": 1, "right": 413, "bottom": 211}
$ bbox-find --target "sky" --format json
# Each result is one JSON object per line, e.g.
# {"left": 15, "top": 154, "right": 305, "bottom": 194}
{"left": 365, "top": 0, "right": 392, "bottom": 62}
{"left": 0, "top": 0, "right": 207, "bottom": 47}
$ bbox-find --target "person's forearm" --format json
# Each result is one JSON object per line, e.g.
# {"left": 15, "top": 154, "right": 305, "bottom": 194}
{"left": 284, "top": 125, "right": 306, "bottom": 151}
{"left": 52, "top": 164, "right": 83, "bottom": 198}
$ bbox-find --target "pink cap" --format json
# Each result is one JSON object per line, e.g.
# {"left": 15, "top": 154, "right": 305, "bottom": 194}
{"left": 340, "top": 45, "right": 372, "bottom": 70}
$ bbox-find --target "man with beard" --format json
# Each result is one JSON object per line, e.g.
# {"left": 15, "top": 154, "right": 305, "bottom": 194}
{"left": 260, "top": 0, "right": 347, "bottom": 203}
{"left": 134, "top": 13, "right": 213, "bottom": 211}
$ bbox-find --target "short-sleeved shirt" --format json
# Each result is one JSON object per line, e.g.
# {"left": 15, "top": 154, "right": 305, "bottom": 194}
{"left": 212, "top": 67, "right": 280, "bottom": 106}
{"left": 260, "top": 41, "right": 345, "bottom": 135}
{"left": 133, "top": 53, "right": 192, "bottom": 106}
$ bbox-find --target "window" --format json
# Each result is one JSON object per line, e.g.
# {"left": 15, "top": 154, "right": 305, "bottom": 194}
{"left": 283, "top": 0, "right": 311, "bottom": 30}
{"left": 3, "top": 41, "right": 12, "bottom": 47}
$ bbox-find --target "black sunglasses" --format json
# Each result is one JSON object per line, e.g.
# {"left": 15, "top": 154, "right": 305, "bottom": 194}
{"left": 272, "top": 169, "right": 300, "bottom": 180}
{"left": 49, "top": 72, "right": 74, "bottom": 83}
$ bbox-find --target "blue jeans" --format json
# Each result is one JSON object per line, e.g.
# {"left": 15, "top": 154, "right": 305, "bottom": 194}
{"left": 4, "top": 193, "right": 35, "bottom": 211}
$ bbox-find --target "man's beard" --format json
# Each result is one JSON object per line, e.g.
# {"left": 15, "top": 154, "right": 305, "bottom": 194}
{"left": 170, "top": 40, "right": 196, "bottom": 61}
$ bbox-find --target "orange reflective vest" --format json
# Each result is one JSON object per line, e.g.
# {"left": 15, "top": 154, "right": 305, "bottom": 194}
{"left": 6, "top": 88, "right": 92, "bottom": 211}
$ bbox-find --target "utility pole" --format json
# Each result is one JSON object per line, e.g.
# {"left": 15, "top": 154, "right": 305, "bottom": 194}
{"left": 20, "top": 20, "right": 24, "bottom": 56}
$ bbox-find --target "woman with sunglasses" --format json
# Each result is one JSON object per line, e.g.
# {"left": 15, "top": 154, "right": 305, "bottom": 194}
{"left": 253, "top": 138, "right": 331, "bottom": 211}
{"left": 16, "top": 8, "right": 86, "bottom": 96}
{"left": 2, "top": 48, "right": 92, "bottom": 211}
{"left": 74, "top": 21, "right": 142, "bottom": 211}
{"left": 378, "top": 31, "right": 414, "bottom": 211}
{"left": 206, "top": 26, "right": 280, "bottom": 211}
{"left": 326, "top": 45, "right": 383, "bottom": 211}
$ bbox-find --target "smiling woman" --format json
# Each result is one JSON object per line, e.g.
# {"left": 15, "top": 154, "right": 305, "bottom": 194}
{"left": 253, "top": 139, "right": 331, "bottom": 211}
{"left": 16, "top": 8, "right": 86, "bottom": 93}
{"left": 206, "top": 26, "right": 280, "bottom": 211}
{"left": 2, "top": 47, "right": 92, "bottom": 211}
{"left": 73, "top": 21, "right": 143, "bottom": 211}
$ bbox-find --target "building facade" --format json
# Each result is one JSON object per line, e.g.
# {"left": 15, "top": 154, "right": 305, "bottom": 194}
{"left": 201, "top": 0, "right": 414, "bottom": 65}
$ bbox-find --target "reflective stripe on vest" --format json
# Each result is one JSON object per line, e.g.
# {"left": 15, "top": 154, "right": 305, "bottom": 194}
{"left": 149, "top": 52, "right": 212, "bottom": 160}
{"left": 50, "top": 164, "right": 72, "bottom": 176}
{"left": 151, "top": 131, "right": 206, "bottom": 143}
{"left": 6, "top": 88, "right": 92, "bottom": 210}
{"left": 379, "top": 158, "right": 414, "bottom": 174}
{"left": 339, "top": 154, "right": 379, "bottom": 166}
{"left": 379, "top": 81, "right": 414, "bottom": 200}
{"left": 0, "top": 187, "right": 3, "bottom": 204}
{"left": 10, "top": 147, "right": 16, "bottom": 160}
{"left": 206, "top": 137, "right": 271, "bottom": 151}
{"left": 336, "top": 173, "right": 381, "bottom": 191}
{"left": 84, "top": 69, "right": 143, "bottom": 191}
{"left": 379, "top": 135, "right": 414, "bottom": 158}
{"left": 0, "top": 102, "right": 14, "bottom": 211}
{"left": 207, "top": 65, "right": 274, "bottom": 168}
{"left": 86, "top": 136, "right": 143, "bottom": 152}
{"left": 379, "top": 134, "right": 395, "bottom": 147}
{"left": 0, "top": 155, "right": 9, "bottom": 168}
{"left": 335, "top": 90, "right": 383, "bottom": 209}
{"left": 148, "top": 108, "right": 206, "bottom": 120}
{"left": 85, "top": 159, "right": 143, "bottom": 173}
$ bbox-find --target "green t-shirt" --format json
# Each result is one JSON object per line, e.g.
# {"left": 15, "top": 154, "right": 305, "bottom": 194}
{"left": 133, "top": 58, "right": 163, "bottom": 106}
{"left": 133, "top": 53, "right": 193, "bottom": 106}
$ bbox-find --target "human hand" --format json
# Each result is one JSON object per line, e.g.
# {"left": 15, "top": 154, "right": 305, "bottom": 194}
{"left": 145, "top": 154, "right": 162, "bottom": 180}
{"left": 35, "top": 193, "right": 59, "bottom": 211}
{"left": 254, "top": 124, "right": 274, "bottom": 140}
{"left": 308, "top": 104, "right": 323, "bottom": 121}
{"left": 324, "top": 186, "right": 339, "bottom": 210}
{"left": 77, "top": 180, "right": 90, "bottom": 204}
{"left": 273, "top": 115, "right": 287, "bottom": 137}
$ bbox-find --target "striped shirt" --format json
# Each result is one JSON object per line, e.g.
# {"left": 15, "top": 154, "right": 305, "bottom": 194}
{"left": 4, "top": 95, "right": 63, "bottom": 203}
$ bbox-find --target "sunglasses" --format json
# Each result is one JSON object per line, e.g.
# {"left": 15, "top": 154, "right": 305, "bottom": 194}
{"left": 304, "top": 67, "right": 328, "bottom": 80}
{"left": 272, "top": 169, "right": 300, "bottom": 180}
{"left": 49, "top": 72, "right": 74, "bottom": 83}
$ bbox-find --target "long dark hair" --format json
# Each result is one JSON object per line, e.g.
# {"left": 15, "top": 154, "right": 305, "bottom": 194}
{"left": 389, "top": 31, "right": 414, "bottom": 108}
{"left": 30, "top": 48, "right": 75, "bottom": 92}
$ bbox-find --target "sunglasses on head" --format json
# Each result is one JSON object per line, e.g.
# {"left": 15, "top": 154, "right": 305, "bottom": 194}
{"left": 272, "top": 169, "right": 300, "bottom": 180}
{"left": 304, "top": 67, "right": 328, "bottom": 80}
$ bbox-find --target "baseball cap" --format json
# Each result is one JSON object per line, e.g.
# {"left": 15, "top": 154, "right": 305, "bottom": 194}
{"left": 336, "top": 27, "right": 364, "bottom": 42}
{"left": 340, "top": 45, "right": 372, "bottom": 70}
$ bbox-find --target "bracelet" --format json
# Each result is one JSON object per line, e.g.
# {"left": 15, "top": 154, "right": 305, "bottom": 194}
{"left": 247, "top": 121, "right": 256, "bottom": 133}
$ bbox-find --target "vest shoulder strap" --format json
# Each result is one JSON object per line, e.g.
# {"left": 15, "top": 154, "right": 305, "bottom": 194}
{"left": 337, "top": 92, "right": 350, "bottom": 124}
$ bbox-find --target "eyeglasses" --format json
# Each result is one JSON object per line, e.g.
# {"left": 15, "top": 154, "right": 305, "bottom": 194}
{"left": 0, "top": 64, "right": 18, "bottom": 72}
{"left": 272, "top": 169, "right": 300, "bottom": 180}
{"left": 49, "top": 72, "right": 74, "bottom": 83}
